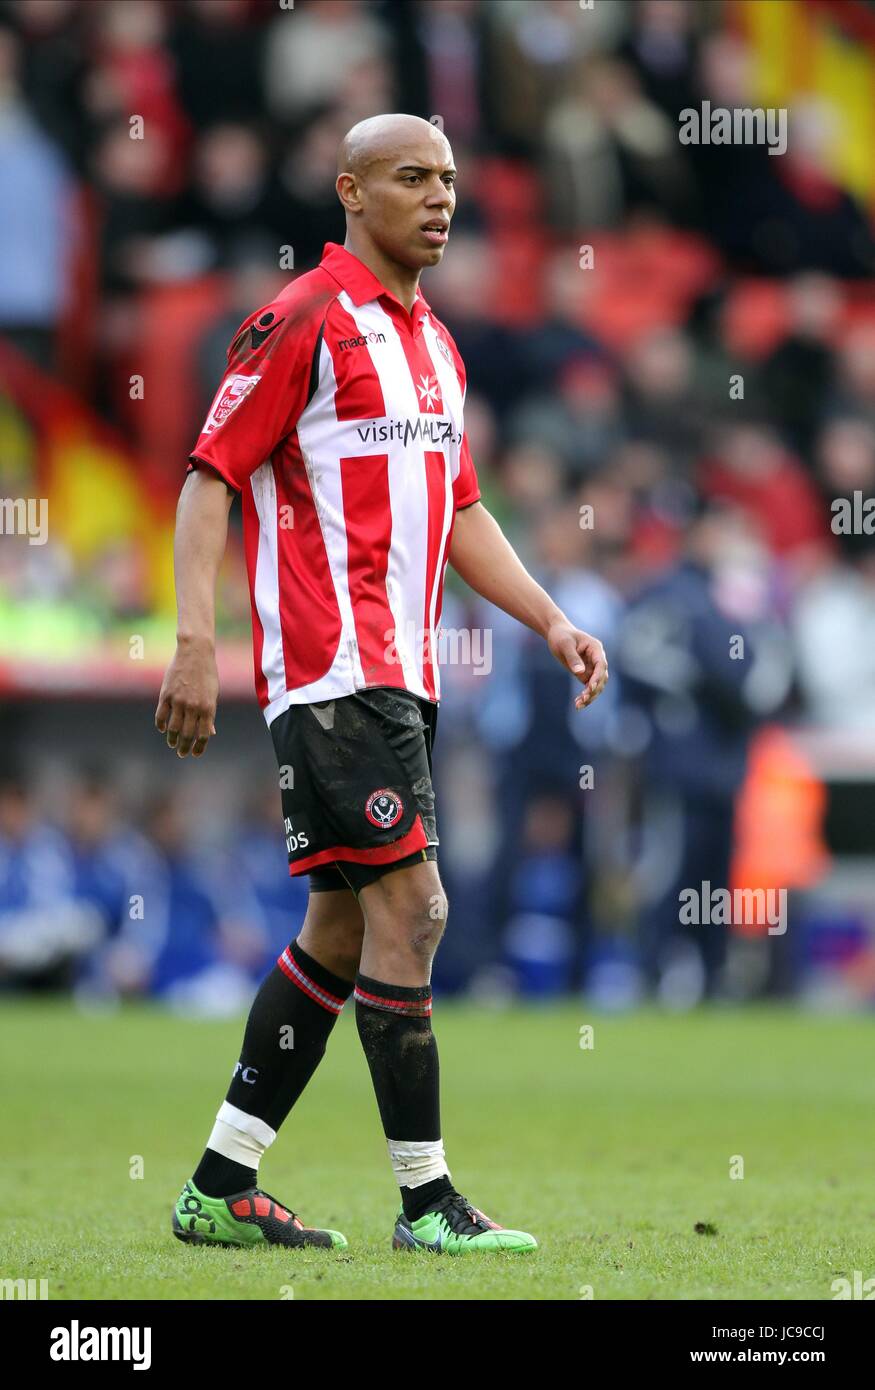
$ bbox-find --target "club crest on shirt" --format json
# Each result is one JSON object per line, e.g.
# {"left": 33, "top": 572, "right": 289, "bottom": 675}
{"left": 365, "top": 788, "right": 404, "bottom": 829}
{"left": 203, "top": 373, "right": 261, "bottom": 434}
{"left": 434, "top": 336, "right": 453, "bottom": 366}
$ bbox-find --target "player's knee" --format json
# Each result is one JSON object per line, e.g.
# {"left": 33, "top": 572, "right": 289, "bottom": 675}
{"left": 363, "top": 864, "right": 448, "bottom": 962}
{"left": 300, "top": 896, "right": 365, "bottom": 978}
{"left": 328, "top": 935, "right": 364, "bottom": 981}
{"left": 405, "top": 887, "right": 448, "bottom": 962}
{"left": 334, "top": 915, "right": 366, "bottom": 958}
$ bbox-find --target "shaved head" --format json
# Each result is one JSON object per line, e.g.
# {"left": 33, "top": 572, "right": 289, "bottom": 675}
{"left": 335, "top": 112, "right": 457, "bottom": 290}
{"left": 337, "top": 113, "right": 450, "bottom": 180}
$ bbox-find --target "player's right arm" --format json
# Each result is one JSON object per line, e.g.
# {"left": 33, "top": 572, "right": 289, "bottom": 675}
{"left": 154, "top": 467, "right": 234, "bottom": 759}
{"left": 154, "top": 286, "right": 331, "bottom": 757}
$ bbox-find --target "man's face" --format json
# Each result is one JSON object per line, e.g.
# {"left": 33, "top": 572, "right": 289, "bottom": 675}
{"left": 353, "top": 139, "right": 456, "bottom": 271}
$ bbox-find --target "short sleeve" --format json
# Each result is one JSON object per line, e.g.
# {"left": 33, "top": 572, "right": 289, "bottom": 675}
{"left": 188, "top": 301, "right": 323, "bottom": 492}
{"left": 453, "top": 430, "right": 480, "bottom": 510}
{"left": 433, "top": 319, "right": 478, "bottom": 511}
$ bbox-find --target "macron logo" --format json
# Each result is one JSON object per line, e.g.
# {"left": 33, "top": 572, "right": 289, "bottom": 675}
{"left": 338, "top": 332, "right": 386, "bottom": 352}
{"left": 50, "top": 1320, "right": 151, "bottom": 1370}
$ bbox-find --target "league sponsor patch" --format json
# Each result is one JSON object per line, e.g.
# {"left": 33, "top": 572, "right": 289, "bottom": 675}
{"left": 203, "top": 373, "right": 261, "bottom": 433}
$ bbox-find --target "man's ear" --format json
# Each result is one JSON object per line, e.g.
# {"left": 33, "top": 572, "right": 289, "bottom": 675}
{"left": 336, "top": 173, "right": 363, "bottom": 215}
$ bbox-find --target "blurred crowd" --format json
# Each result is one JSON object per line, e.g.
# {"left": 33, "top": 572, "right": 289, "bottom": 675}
{"left": 1, "top": 0, "right": 875, "bottom": 1009}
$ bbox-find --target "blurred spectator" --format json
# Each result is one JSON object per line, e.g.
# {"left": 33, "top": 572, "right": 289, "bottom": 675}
{"left": 497, "top": 441, "right": 565, "bottom": 544}
{"left": 235, "top": 783, "right": 310, "bottom": 975}
{"left": 176, "top": 122, "right": 289, "bottom": 271}
{"left": 486, "top": 0, "right": 624, "bottom": 155}
{"left": 502, "top": 787, "right": 583, "bottom": 996}
{"left": 825, "top": 324, "right": 875, "bottom": 434}
{"left": 412, "top": 0, "right": 487, "bottom": 148}
{"left": 11, "top": 0, "right": 91, "bottom": 171}
{"left": 815, "top": 416, "right": 875, "bottom": 563}
{"left": 264, "top": 0, "right": 392, "bottom": 127}
{"left": 760, "top": 274, "right": 842, "bottom": 457}
{"left": 508, "top": 353, "right": 625, "bottom": 480}
{"left": 86, "top": 0, "right": 190, "bottom": 194}
{"left": 543, "top": 55, "right": 696, "bottom": 231}
{"left": 276, "top": 111, "right": 349, "bottom": 269}
{"left": 0, "top": 23, "right": 74, "bottom": 370}
{"left": 0, "top": 769, "right": 102, "bottom": 986}
{"left": 142, "top": 791, "right": 267, "bottom": 1015}
{"left": 620, "top": 0, "right": 700, "bottom": 122}
{"left": 701, "top": 420, "right": 831, "bottom": 562}
{"left": 792, "top": 552, "right": 875, "bottom": 731}
{"left": 475, "top": 504, "right": 623, "bottom": 954}
{"left": 693, "top": 36, "right": 875, "bottom": 275}
{"left": 520, "top": 248, "right": 608, "bottom": 395}
{"left": 66, "top": 768, "right": 166, "bottom": 999}
{"left": 617, "top": 504, "right": 792, "bottom": 999}
{"left": 622, "top": 326, "right": 705, "bottom": 469}
{"left": 91, "top": 119, "right": 180, "bottom": 294}
{"left": 170, "top": 0, "right": 266, "bottom": 131}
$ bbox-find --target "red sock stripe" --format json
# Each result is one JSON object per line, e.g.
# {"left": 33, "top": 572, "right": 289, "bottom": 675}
{"left": 277, "top": 948, "right": 346, "bottom": 1013}
{"left": 353, "top": 984, "right": 432, "bottom": 1016}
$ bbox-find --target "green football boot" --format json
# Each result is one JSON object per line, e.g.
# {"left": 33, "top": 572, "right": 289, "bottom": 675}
{"left": 392, "top": 1190, "right": 538, "bottom": 1254}
{"left": 172, "top": 1179, "right": 347, "bottom": 1250}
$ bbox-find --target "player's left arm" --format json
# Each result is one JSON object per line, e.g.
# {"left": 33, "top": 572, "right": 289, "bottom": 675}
{"left": 448, "top": 500, "right": 608, "bottom": 709}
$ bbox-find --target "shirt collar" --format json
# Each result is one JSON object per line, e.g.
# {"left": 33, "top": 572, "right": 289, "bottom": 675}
{"left": 319, "top": 241, "right": 431, "bottom": 327}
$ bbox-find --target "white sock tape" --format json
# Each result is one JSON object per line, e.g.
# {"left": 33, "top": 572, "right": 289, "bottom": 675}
{"left": 387, "top": 1138, "right": 450, "bottom": 1189}
{"left": 206, "top": 1103, "right": 277, "bottom": 1168}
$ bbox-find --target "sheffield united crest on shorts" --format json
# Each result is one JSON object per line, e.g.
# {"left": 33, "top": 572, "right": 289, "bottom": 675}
{"left": 365, "top": 788, "right": 404, "bottom": 829}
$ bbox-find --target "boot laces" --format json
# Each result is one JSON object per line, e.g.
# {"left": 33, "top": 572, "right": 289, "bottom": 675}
{"left": 438, "top": 1191, "right": 489, "bottom": 1232}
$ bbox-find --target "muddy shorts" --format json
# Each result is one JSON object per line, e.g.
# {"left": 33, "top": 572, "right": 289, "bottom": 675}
{"left": 269, "top": 685, "right": 439, "bottom": 897}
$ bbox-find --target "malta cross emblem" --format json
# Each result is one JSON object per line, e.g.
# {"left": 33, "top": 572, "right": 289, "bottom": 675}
{"left": 416, "top": 373, "right": 442, "bottom": 412}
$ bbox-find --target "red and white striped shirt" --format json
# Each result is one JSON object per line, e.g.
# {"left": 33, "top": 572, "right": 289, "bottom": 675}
{"left": 190, "top": 242, "right": 480, "bottom": 724}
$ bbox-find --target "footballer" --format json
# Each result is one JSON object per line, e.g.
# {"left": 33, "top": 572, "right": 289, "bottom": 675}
{"left": 155, "top": 113, "right": 608, "bottom": 1255}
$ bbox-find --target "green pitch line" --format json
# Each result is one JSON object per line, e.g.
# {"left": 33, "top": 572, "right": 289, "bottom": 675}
{"left": 1, "top": 999, "right": 873, "bottom": 1300}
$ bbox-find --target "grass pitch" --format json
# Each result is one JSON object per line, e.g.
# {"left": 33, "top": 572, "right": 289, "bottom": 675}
{"left": 1, "top": 998, "right": 873, "bottom": 1300}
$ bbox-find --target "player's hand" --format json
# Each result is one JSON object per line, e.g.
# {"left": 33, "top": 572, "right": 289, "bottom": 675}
{"left": 546, "top": 621, "right": 609, "bottom": 710}
{"left": 154, "top": 635, "right": 219, "bottom": 758}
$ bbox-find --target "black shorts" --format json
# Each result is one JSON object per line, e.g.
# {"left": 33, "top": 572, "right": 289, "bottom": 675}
{"left": 269, "top": 686, "right": 439, "bottom": 897}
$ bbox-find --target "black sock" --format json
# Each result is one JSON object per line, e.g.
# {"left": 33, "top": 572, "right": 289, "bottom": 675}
{"left": 354, "top": 972, "right": 449, "bottom": 1220}
{"left": 193, "top": 1150, "right": 256, "bottom": 1198}
{"left": 402, "top": 1173, "right": 455, "bottom": 1222}
{"left": 193, "top": 938, "right": 353, "bottom": 1198}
